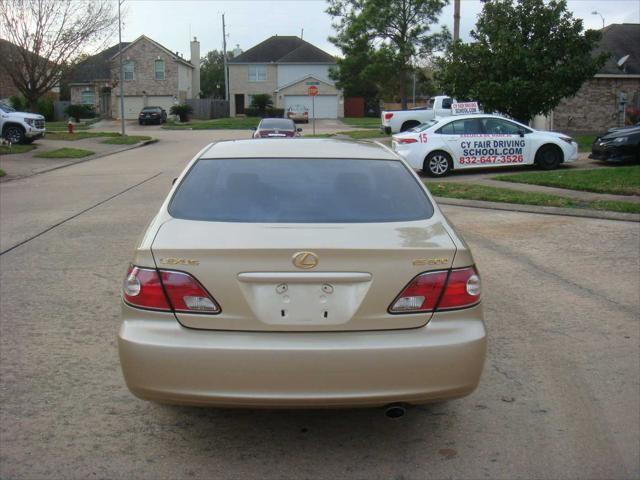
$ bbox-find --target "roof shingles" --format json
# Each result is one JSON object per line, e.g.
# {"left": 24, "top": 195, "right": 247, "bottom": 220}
{"left": 229, "top": 36, "right": 335, "bottom": 64}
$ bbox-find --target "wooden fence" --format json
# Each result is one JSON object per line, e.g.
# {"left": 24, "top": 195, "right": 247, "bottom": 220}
{"left": 186, "top": 99, "right": 229, "bottom": 120}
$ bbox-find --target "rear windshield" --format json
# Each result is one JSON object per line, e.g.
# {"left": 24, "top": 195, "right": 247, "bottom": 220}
{"left": 142, "top": 107, "right": 160, "bottom": 112}
{"left": 260, "top": 119, "right": 295, "bottom": 130}
{"left": 169, "top": 158, "right": 434, "bottom": 223}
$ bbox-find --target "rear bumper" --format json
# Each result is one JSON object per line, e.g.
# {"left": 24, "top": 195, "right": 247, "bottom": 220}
{"left": 589, "top": 145, "right": 638, "bottom": 163}
{"left": 118, "top": 304, "right": 487, "bottom": 407}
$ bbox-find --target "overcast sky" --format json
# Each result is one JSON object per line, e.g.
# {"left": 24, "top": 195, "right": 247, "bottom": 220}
{"left": 117, "top": 0, "right": 640, "bottom": 59}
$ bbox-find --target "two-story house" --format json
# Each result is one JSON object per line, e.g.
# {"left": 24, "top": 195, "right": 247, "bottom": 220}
{"left": 68, "top": 35, "right": 200, "bottom": 119}
{"left": 228, "top": 36, "right": 343, "bottom": 118}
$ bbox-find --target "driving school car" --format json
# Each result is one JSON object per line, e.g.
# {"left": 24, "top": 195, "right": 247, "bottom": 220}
{"left": 118, "top": 139, "right": 487, "bottom": 409}
{"left": 392, "top": 114, "right": 578, "bottom": 177}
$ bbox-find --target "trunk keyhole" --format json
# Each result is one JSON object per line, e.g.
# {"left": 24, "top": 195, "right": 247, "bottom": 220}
{"left": 281, "top": 309, "right": 287, "bottom": 317}
{"left": 323, "top": 311, "right": 328, "bottom": 319}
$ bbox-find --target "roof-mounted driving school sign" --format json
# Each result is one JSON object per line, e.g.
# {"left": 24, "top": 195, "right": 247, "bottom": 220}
{"left": 451, "top": 102, "right": 480, "bottom": 115}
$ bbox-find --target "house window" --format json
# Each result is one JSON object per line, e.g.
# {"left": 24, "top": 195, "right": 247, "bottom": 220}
{"left": 248, "top": 65, "right": 266, "bottom": 82}
{"left": 154, "top": 59, "right": 165, "bottom": 80}
{"left": 124, "top": 61, "right": 134, "bottom": 81}
{"left": 81, "top": 89, "right": 95, "bottom": 105}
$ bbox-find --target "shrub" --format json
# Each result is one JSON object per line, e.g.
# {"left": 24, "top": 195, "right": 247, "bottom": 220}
{"left": 37, "top": 98, "right": 54, "bottom": 121}
{"left": 65, "top": 104, "right": 96, "bottom": 122}
{"left": 170, "top": 104, "right": 193, "bottom": 122}
{"left": 626, "top": 107, "right": 640, "bottom": 125}
{"left": 9, "top": 95, "right": 26, "bottom": 111}
{"left": 249, "top": 94, "right": 273, "bottom": 115}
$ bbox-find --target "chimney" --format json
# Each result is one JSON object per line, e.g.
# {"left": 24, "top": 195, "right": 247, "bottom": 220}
{"left": 190, "top": 36, "right": 200, "bottom": 98}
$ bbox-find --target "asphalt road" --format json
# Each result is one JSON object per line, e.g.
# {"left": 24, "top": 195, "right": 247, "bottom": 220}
{"left": 1, "top": 129, "right": 638, "bottom": 479}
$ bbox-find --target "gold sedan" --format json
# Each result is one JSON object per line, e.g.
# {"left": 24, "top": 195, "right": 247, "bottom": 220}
{"left": 118, "top": 139, "right": 487, "bottom": 414}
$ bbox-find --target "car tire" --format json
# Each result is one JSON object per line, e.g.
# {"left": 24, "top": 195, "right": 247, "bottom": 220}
{"left": 401, "top": 120, "right": 420, "bottom": 132}
{"left": 535, "top": 144, "right": 563, "bottom": 170}
{"left": 3, "top": 125, "right": 25, "bottom": 144}
{"left": 424, "top": 151, "right": 453, "bottom": 177}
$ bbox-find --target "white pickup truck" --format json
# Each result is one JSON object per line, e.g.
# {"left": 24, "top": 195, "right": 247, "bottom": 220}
{"left": 0, "top": 102, "right": 46, "bottom": 144}
{"left": 381, "top": 95, "right": 456, "bottom": 134}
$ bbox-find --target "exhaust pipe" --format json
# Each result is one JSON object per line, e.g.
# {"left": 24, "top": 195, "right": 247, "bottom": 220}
{"left": 384, "top": 404, "right": 406, "bottom": 418}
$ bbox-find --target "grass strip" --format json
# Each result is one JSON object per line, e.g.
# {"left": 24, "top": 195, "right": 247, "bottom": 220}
{"left": 341, "top": 117, "right": 380, "bottom": 128}
{"left": 102, "top": 135, "right": 151, "bottom": 145}
{"left": 425, "top": 181, "right": 640, "bottom": 214}
{"left": 46, "top": 131, "right": 120, "bottom": 141}
{"left": 494, "top": 166, "right": 640, "bottom": 196}
{"left": 0, "top": 144, "right": 37, "bottom": 155}
{"left": 35, "top": 148, "right": 94, "bottom": 159}
{"left": 163, "top": 117, "right": 261, "bottom": 130}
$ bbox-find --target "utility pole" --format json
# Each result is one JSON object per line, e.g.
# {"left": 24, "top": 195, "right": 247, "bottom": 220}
{"left": 118, "top": 0, "right": 125, "bottom": 136}
{"left": 412, "top": 70, "right": 416, "bottom": 107}
{"left": 453, "top": 0, "right": 461, "bottom": 41}
{"left": 222, "top": 13, "right": 229, "bottom": 102}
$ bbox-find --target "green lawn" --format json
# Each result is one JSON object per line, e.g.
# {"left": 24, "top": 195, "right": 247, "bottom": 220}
{"left": 163, "top": 117, "right": 261, "bottom": 130}
{"left": 302, "top": 133, "right": 335, "bottom": 138}
{"left": 0, "top": 144, "right": 37, "bottom": 155}
{"left": 46, "top": 118, "right": 100, "bottom": 131}
{"left": 574, "top": 134, "right": 596, "bottom": 152}
{"left": 425, "top": 181, "right": 640, "bottom": 214}
{"left": 338, "top": 129, "right": 388, "bottom": 139}
{"left": 494, "top": 166, "right": 640, "bottom": 196}
{"left": 102, "top": 135, "right": 151, "bottom": 145}
{"left": 341, "top": 117, "right": 380, "bottom": 128}
{"left": 35, "top": 148, "right": 94, "bottom": 159}
{"left": 46, "top": 131, "right": 120, "bottom": 141}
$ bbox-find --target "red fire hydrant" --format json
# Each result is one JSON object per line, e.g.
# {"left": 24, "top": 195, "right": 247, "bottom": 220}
{"left": 67, "top": 119, "right": 74, "bottom": 134}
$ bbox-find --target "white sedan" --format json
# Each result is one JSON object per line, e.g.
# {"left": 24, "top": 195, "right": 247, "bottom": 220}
{"left": 392, "top": 114, "right": 578, "bottom": 177}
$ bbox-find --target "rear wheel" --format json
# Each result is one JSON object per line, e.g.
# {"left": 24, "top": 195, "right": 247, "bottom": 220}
{"left": 3, "top": 125, "right": 25, "bottom": 144}
{"left": 536, "top": 144, "right": 563, "bottom": 170}
{"left": 401, "top": 120, "right": 420, "bottom": 132}
{"left": 424, "top": 151, "right": 453, "bottom": 177}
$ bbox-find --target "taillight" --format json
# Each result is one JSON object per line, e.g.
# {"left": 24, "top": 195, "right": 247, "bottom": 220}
{"left": 122, "top": 265, "right": 220, "bottom": 314}
{"left": 384, "top": 112, "right": 394, "bottom": 120}
{"left": 398, "top": 138, "right": 418, "bottom": 144}
{"left": 389, "top": 267, "right": 480, "bottom": 314}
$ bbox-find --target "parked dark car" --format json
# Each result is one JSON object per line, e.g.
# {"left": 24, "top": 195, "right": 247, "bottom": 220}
{"left": 589, "top": 124, "right": 640, "bottom": 164}
{"left": 252, "top": 118, "right": 302, "bottom": 138}
{"left": 138, "top": 106, "right": 167, "bottom": 125}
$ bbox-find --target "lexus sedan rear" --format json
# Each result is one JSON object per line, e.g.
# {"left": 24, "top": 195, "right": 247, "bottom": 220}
{"left": 118, "top": 139, "right": 487, "bottom": 408}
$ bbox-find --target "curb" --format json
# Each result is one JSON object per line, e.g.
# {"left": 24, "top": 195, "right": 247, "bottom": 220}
{"left": 434, "top": 196, "right": 640, "bottom": 223}
{"left": 0, "top": 138, "right": 158, "bottom": 183}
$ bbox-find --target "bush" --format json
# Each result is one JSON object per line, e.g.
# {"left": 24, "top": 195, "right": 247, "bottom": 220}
{"left": 65, "top": 104, "right": 96, "bottom": 122}
{"left": 249, "top": 94, "right": 273, "bottom": 114}
{"left": 37, "top": 98, "right": 54, "bottom": 121}
{"left": 626, "top": 107, "right": 640, "bottom": 125}
{"left": 170, "top": 104, "right": 193, "bottom": 122}
{"left": 9, "top": 95, "right": 26, "bottom": 111}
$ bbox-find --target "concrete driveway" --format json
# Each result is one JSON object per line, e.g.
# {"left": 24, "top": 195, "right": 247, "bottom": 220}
{"left": 0, "top": 129, "right": 638, "bottom": 479}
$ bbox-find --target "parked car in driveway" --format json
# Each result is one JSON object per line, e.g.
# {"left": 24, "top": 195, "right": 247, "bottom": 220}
{"left": 118, "top": 139, "right": 487, "bottom": 412}
{"left": 381, "top": 95, "right": 457, "bottom": 134}
{"left": 589, "top": 125, "right": 640, "bottom": 164}
{"left": 138, "top": 106, "right": 167, "bottom": 125}
{"left": 252, "top": 118, "right": 302, "bottom": 138}
{"left": 392, "top": 114, "right": 578, "bottom": 177}
{"left": 0, "top": 102, "right": 45, "bottom": 144}
{"left": 286, "top": 104, "right": 309, "bottom": 123}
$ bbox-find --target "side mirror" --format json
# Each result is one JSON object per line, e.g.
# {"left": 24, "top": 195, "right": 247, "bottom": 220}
{"left": 297, "top": 128, "right": 303, "bottom": 132}
{"left": 517, "top": 129, "right": 525, "bottom": 138}
{"left": 172, "top": 177, "right": 177, "bottom": 185}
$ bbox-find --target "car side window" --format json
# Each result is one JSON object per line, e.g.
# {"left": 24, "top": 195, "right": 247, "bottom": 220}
{"left": 483, "top": 118, "right": 522, "bottom": 135}
{"left": 463, "top": 118, "right": 484, "bottom": 134}
{"left": 437, "top": 120, "right": 466, "bottom": 135}
{"left": 441, "top": 97, "right": 453, "bottom": 109}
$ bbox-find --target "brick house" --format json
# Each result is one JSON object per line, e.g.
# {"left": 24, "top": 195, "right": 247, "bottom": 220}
{"left": 228, "top": 36, "right": 343, "bottom": 118}
{"left": 68, "top": 35, "right": 200, "bottom": 119}
{"left": 536, "top": 23, "right": 640, "bottom": 134}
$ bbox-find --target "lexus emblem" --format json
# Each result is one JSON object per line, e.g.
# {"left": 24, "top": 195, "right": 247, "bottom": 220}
{"left": 292, "top": 251, "right": 319, "bottom": 269}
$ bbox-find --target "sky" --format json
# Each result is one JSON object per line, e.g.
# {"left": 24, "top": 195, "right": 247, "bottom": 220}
{"left": 115, "top": 0, "right": 640, "bottom": 60}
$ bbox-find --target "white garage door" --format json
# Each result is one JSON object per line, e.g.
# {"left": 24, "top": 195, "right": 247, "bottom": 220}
{"left": 115, "top": 96, "right": 144, "bottom": 120}
{"left": 284, "top": 95, "right": 338, "bottom": 119}
{"left": 146, "top": 96, "right": 175, "bottom": 113}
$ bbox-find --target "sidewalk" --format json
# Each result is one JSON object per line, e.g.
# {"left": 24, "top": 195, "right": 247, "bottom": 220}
{"left": 0, "top": 135, "right": 152, "bottom": 181}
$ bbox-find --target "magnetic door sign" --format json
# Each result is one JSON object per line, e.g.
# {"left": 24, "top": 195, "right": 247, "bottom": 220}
{"left": 308, "top": 85, "right": 319, "bottom": 96}
{"left": 451, "top": 102, "right": 479, "bottom": 115}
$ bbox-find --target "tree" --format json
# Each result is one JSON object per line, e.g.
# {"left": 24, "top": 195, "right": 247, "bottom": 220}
{"left": 0, "top": 0, "right": 118, "bottom": 111}
{"left": 200, "top": 50, "right": 226, "bottom": 99}
{"left": 435, "top": 0, "right": 606, "bottom": 123}
{"left": 327, "top": 0, "right": 450, "bottom": 109}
